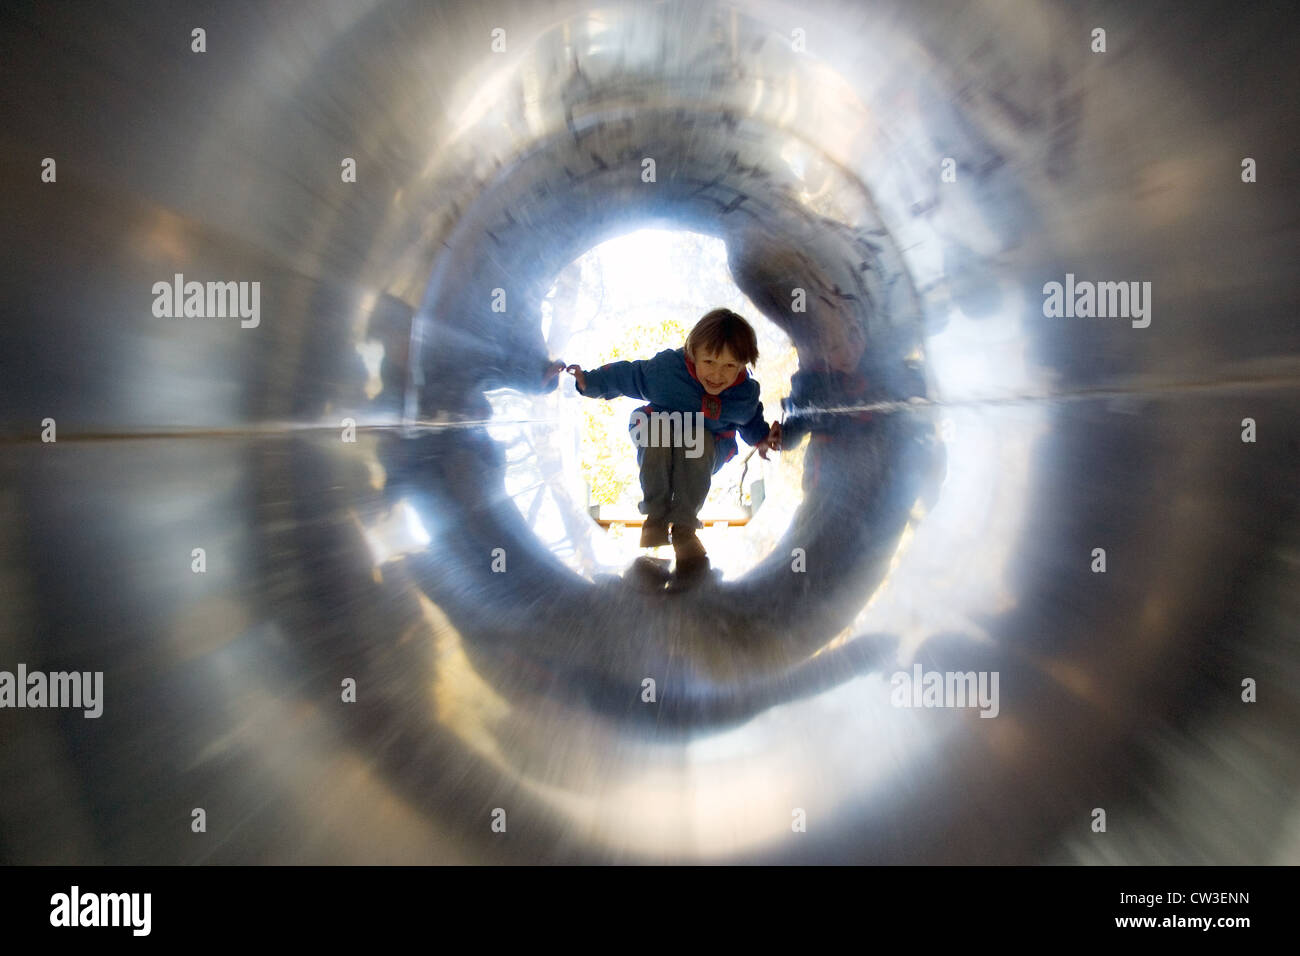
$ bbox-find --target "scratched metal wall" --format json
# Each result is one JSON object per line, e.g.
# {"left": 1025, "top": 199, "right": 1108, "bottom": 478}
{"left": 1, "top": 0, "right": 1297, "bottom": 863}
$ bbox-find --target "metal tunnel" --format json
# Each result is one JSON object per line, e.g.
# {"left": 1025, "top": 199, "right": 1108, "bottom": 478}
{"left": 1, "top": 0, "right": 1297, "bottom": 863}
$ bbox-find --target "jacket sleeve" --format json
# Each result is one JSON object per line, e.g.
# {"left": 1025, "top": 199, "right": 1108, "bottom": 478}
{"left": 738, "top": 401, "right": 771, "bottom": 447}
{"left": 577, "top": 359, "right": 651, "bottom": 401}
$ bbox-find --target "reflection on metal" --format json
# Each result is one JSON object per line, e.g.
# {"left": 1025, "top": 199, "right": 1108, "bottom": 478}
{"left": 0, "top": 0, "right": 1297, "bottom": 863}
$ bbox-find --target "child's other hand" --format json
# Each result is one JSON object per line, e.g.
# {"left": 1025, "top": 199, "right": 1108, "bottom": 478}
{"left": 756, "top": 422, "right": 782, "bottom": 460}
{"left": 565, "top": 364, "right": 587, "bottom": 392}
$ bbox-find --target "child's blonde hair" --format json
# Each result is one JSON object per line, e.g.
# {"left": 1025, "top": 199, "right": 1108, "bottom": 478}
{"left": 685, "top": 308, "right": 759, "bottom": 367}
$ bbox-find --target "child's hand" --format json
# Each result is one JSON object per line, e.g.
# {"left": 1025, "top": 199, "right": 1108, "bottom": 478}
{"left": 756, "top": 421, "right": 782, "bottom": 460}
{"left": 543, "top": 360, "right": 565, "bottom": 388}
{"left": 565, "top": 364, "right": 587, "bottom": 392}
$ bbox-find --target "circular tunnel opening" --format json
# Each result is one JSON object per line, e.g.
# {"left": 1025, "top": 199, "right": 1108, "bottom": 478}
{"left": 486, "top": 225, "right": 805, "bottom": 578}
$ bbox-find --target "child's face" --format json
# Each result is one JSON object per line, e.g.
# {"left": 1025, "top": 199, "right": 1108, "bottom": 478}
{"left": 692, "top": 344, "right": 743, "bottom": 395}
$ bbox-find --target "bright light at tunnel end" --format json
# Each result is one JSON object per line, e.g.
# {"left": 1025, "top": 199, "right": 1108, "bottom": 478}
{"left": 488, "top": 227, "right": 804, "bottom": 580}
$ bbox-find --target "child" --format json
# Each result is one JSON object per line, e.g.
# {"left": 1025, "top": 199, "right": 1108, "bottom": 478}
{"left": 562, "top": 308, "right": 781, "bottom": 564}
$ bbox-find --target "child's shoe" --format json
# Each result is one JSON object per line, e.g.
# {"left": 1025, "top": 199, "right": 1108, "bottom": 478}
{"left": 670, "top": 524, "right": 707, "bottom": 562}
{"left": 639, "top": 518, "right": 670, "bottom": 548}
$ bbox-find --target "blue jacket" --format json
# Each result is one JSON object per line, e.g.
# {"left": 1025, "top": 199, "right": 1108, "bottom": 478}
{"left": 577, "top": 348, "right": 770, "bottom": 473}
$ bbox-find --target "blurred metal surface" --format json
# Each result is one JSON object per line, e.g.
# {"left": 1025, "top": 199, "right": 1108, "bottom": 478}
{"left": 1, "top": 0, "right": 1297, "bottom": 863}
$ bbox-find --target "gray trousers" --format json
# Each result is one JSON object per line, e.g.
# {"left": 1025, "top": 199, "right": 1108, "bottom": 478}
{"left": 635, "top": 427, "right": 720, "bottom": 530}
